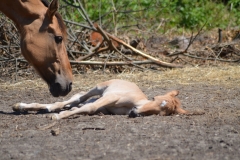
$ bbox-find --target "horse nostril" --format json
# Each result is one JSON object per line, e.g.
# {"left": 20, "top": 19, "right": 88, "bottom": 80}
{"left": 49, "top": 81, "right": 72, "bottom": 97}
{"left": 49, "top": 82, "right": 61, "bottom": 97}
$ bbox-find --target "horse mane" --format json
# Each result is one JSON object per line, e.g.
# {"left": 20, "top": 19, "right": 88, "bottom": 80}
{"left": 41, "top": 0, "right": 49, "bottom": 7}
{"left": 41, "top": 0, "right": 67, "bottom": 41}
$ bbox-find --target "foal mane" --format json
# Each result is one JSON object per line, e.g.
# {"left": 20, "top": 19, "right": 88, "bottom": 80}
{"left": 41, "top": 0, "right": 67, "bottom": 41}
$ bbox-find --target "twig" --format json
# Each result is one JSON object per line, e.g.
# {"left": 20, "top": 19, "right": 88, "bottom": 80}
{"left": 15, "top": 58, "right": 18, "bottom": 81}
{"left": 64, "top": 19, "right": 95, "bottom": 31}
{"left": 37, "top": 122, "right": 57, "bottom": 130}
{"left": 185, "top": 22, "right": 207, "bottom": 52}
{"left": 76, "top": 0, "right": 95, "bottom": 29}
{"left": 168, "top": 22, "right": 207, "bottom": 57}
{"left": 103, "top": 51, "right": 114, "bottom": 73}
{"left": 183, "top": 53, "right": 240, "bottom": 62}
{"left": 77, "top": 46, "right": 108, "bottom": 61}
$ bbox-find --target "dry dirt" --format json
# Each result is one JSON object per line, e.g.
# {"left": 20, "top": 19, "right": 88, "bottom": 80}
{"left": 0, "top": 66, "right": 240, "bottom": 160}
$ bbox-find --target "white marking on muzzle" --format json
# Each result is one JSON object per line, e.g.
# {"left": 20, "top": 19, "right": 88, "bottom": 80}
{"left": 160, "top": 100, "right": 167, "bottom": 107}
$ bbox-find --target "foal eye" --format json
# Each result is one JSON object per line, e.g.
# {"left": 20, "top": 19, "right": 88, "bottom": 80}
{"left": 55, "top": 36, "right": 63, "bottom": 44}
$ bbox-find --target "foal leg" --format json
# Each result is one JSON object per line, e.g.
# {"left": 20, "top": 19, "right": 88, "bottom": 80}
{"left": 45, "top": 84, "right": 107, "bottom": 112}
{"left": 12, "top": 92, "right": 86, "bottom": 112}
{"left": 13, "top": 83, "right": 108, "bottom": 112}
{"left": 52, "top": 95, "right": 119, "bottom": 120}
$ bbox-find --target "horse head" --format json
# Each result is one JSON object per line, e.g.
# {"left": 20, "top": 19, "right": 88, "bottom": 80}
{"left": 19, "top": 0, "right": 73, "bottom": 97}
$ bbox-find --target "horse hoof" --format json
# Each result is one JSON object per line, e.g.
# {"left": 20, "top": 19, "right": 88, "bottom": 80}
{"left": 52, "top": 114, "right": 60, "bottom": 120}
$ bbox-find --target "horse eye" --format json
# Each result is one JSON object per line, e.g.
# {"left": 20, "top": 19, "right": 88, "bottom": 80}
{"left": 55, "top": 36, "right": 63, "bottom": 44}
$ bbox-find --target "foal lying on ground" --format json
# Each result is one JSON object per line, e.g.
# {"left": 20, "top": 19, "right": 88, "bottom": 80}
{"left": 13, "top": 79, "right": 204, "bottom": 120}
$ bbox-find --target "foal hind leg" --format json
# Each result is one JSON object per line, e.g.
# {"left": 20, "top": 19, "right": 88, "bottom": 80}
{"left": 12, "top": 92, "right": 85, "bottom": 112}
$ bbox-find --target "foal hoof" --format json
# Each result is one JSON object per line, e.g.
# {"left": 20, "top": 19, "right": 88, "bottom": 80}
{"left": 70, "top": 107, "right": 78, "bottom": 111}
{"left": 12, "top": 103, "right": 23, "bottom": 112}
{"left": 51, "top": 114, "right": 60, "bottom": 120}
{"left": 194, "top": 110, "right": 205, "bottom": 115}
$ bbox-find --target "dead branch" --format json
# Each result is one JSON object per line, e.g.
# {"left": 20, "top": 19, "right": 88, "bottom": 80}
{"left": 70, "top": 60, "right": 154, "bottom": 65}
{"left": 93, "top": 24, "right": 182, "bottom": 68}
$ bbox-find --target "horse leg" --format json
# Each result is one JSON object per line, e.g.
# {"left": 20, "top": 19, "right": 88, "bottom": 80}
{"left": 52, "top": 94, "right": 119, "bottom": 120}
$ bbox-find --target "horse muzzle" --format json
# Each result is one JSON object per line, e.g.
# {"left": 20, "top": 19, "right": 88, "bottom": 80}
{"left": 49, "top": 81, "right": 72, "bottom": 97}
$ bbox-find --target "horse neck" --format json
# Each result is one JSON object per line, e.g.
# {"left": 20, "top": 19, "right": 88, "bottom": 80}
{"left": 0, "top": 0, "right": 46, "bottom": 31}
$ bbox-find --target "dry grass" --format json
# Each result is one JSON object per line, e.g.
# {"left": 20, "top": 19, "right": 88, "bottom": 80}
{"left": 1, "top": 65, "right": 240, "bottom": 91}
{"left": 73, "top": 65, "right": 240, "bottom": 89}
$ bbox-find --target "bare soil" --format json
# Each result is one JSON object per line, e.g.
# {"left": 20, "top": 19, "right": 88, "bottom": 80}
{"left": 0, "top": 67, "right": 240, "bottom": 160}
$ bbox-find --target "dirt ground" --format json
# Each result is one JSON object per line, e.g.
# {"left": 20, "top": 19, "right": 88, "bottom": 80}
{"left": 0, "top": 66, "right": 240, "bottom": 160}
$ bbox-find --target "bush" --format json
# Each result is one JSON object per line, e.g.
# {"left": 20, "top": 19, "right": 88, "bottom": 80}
{"left": 61, "top": 0, "right": 240, "bottom": 32}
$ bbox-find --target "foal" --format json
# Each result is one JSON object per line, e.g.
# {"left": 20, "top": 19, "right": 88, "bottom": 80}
{"left": 13, "top": 79, "right": 204, "bottom": 120}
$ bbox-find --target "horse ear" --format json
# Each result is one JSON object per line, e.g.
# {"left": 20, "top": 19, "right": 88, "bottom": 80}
{"left": 47, "top": 0, "right": 59, "bottom": 19}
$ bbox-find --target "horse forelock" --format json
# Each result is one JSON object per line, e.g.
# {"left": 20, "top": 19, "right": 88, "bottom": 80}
{"left": 41, "top": 0, "right": 67, "bottom": 41}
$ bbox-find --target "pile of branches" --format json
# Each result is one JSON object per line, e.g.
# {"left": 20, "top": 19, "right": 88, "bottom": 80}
{"left": 0, "top": 1, "right": 240, "bottom": 81}
{"left": 0, "top": 15, "right": 25, "bottom": 81}
{"left": 165, "top": 27, "right": 240, "bottom": 66}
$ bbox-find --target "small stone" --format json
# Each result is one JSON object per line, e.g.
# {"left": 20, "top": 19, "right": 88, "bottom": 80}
{"left": 51, "top": 128, "right": 60, "bottom": 136}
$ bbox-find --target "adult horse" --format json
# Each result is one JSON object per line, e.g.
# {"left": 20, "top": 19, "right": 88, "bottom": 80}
{"left": 0, "top": 0, "right": 73, "bottom": 97}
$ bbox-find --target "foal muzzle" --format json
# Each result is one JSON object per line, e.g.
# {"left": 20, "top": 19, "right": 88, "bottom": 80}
{"left": 128, "top": 108, "right": 141, "bottom": 118}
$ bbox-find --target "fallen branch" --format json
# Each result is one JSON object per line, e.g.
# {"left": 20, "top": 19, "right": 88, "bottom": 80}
{"left": 70, "top": 60, "right": 154, "bottom": 65}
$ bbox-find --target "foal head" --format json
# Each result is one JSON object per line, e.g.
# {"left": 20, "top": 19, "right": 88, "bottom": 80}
{"left": 20, "top": 0, "right": 73, "bottom": 97}
{"left": 129, "top": 90, "right": 188, "bottom": 117}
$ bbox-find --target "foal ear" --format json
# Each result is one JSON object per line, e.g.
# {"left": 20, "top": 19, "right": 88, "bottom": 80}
{"left": 47, "top": 0, "right": 59, "bottom": 19}
{"left": 166, "top": 90, "right": 179, "bottom": 97}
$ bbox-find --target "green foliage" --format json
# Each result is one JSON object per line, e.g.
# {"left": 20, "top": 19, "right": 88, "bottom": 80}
{"left": 227, "top": 0, "right": 240, "bottom": 26}
{"left": 61, "top": 0, "right": 240, "bottom": 32}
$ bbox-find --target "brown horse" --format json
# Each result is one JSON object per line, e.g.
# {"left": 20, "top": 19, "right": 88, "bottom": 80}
{"left": 0, "top": 0, "right": 73, "bottom": 97}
